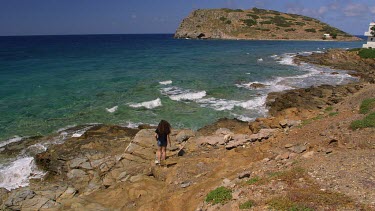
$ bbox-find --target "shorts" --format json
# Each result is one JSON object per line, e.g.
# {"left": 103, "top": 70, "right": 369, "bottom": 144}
{"left": 157, "top": 139, "right": 167, "bottom": 147}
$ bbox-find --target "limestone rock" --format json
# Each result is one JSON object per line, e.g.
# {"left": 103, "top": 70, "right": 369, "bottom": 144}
{"left": 176, "top": 129, "right": 196, "bottom": 142}
{"left": 67, "top": 169, "right": 87, "bottom": 180}
{"left": 289, "top": 145, "right": 307, "bottom": 153}
{"left": 4, "top": 188, "right": 35, "bottom": 210}
{"left": 302, "top": 151, "right": 314, "bottom": 158}
{"left": 238, "top": 171, "right": 251, "bottom": 179}
{"left": 214, "top": 128, "right": 233, "bottom": 136}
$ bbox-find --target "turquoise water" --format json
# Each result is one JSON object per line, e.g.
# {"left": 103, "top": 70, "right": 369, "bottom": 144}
{"left": 0, "top": 34, "right": 364, "bottom": 142}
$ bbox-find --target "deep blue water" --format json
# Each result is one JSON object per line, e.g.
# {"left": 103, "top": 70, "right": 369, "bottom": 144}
{"left": 0, "top": 34, "right": 365, "bottom": 143}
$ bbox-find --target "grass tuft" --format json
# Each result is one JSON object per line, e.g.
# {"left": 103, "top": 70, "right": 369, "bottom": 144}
{"left": 350, "top": 112, "right": 375, "bottom": 129}
{"left": 205, "top": 186, "right": 232, "bottom": 205}
{"left": 246, "top": 176, "right": 260, "bottom": 185}
{"left": 358, "top": 48, "right": 375, "bottom": 59}
{"left": 359, "top": 98, "right": 375, "bottom": 114}
{"left": 239, "top": 200, "right": 255, "bottom": 209}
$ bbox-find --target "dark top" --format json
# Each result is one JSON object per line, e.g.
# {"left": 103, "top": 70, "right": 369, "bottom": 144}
{"left": 155, "top": 129, "right": 168, "bottom": 147}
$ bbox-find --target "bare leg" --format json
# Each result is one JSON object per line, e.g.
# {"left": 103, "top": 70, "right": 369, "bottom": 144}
{"left": 161, "top": 146, "right": 166, "bottom": 161}
{"left": 157, "top": 147, "right": 162, "bottom": 163}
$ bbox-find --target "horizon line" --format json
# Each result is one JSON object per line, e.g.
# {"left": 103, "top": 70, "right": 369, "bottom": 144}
{"left": 0, "top": 32, "right": 176, "bottom": 37}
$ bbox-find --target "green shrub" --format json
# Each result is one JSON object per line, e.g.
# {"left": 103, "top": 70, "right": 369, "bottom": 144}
{"left": 305, "top": 28, "right": 316, "bottom": 33}
{"left": 247, "top": 14, "right": 259, "bottom": 19}
{"left": 302, "top": 17, "right": 313, "bottom": 21}
{"left": 219, "top": 16, "right": 226, "bottom": 21}
{"left": 329, "top": 112, "right": 339, "bottom": 116}
{"left": 239, "top": 200, "right": 255, "bottom": 209}
{"left": 260, "top": 20, "right": 272, "bottom": 25}
{"left": 242, "top": 19, "right": 257, "bottom": 26}
{"left": 351, "top": 112, "right": 375, "bottom": 129}
{"left": 225, "top": 20, "right": 232, "bottom": 24}
{"left": 295, "top": 22, "right": 306, "bottom": 26}
{"left": 359, "top": 98, "right": 375, "bottom": 114}
{"left": 252, "top": 7, "right": 268, "bottom": 14}
{"left": 222, "top": 8, "right": 243, "bottom": 13}
{"left": 205, "top": 187, "right": 232, "bottom": 204}
{"left": 331, "top": 32, "right": 337, "bottom": 39}
{"left": 347, "top": 48, "right": 361, "bottom": 52}
{"left": 285, "top": 28, "right": 296, "bottom": 32}
{"left": 358, "top": 49, "right": 375, "bottom": 59}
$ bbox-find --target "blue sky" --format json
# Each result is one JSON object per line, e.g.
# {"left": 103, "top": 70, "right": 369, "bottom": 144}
{"left": 0, "top": 0, "right": 374, "bottom": 36}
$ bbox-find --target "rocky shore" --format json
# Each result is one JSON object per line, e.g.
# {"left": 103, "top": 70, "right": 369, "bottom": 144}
{"left": 1, "top": 49, "right": 375, "bottom": 210}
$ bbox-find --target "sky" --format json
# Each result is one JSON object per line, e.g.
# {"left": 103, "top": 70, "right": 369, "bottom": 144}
{"left": 0, "top": 0, "right": 375, "bottom": 36}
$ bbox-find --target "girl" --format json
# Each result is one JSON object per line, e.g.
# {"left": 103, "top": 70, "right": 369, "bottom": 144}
{"left": 155, "top": 120, "right": 171, "bottom": 165}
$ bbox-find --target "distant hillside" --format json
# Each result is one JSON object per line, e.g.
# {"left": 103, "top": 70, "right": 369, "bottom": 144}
{"left": 175, "top": 8, "right": 360, "bottom": 41}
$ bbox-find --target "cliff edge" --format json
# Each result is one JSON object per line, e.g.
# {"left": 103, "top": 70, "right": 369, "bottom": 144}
{"left": 175, "top": 8, "right": 360, "bottom": 41}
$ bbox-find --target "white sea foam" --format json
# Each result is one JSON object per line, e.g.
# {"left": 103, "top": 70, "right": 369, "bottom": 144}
{"left": 257, "top": 58, "right": 263, "bottom": 62}
{"left": 161, "top": 87, "right": 206, "bottom": 101}
{"left": 56, "top": 125, "right": 77, "bottom": 133}
{"left": 0, "top": 136, "right": 23, "bottom": 148}
{"left": 159, "top": 80, "right": 172, "bottom": 85}
{"left": 129, "top": 98, "right": 162, "bottom": 109}
{"left": 0, "top": 157, "right": 46, "bottom": 190}
{"left": 106, "top": 106, "right": 118, "bottom": 113}
{"left": 277, "top": 53, "right": 297, "bottom": 66}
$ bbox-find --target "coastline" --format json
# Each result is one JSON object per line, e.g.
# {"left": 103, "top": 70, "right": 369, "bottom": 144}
{"left": 1, "top": 48, "right": 374, "bottom": 210}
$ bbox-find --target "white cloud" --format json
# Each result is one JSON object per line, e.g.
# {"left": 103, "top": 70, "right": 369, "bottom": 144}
{"left": 318, "top": 6, "right": 329, "bottom": 15}
{"left": 370, "top": 6, "right": 375, "bottom": 14}
{"left": 342, "top": 3, "right": 368, "bottom": 17}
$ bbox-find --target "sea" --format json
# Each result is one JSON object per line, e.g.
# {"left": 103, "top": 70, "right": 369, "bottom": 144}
{"left": 0, "top": 34, "right": 366, "bottom": 190}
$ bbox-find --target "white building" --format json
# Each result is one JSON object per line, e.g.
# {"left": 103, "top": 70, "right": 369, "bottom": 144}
{"left": 363, "top": 22, "right": 375, "bottom": 48}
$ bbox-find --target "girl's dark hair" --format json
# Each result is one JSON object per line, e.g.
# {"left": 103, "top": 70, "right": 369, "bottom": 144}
{"left": 157, "top": 120, "right": 171, "bottom": 135}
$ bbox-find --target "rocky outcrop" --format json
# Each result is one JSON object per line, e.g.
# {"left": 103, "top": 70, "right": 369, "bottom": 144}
{"left": 175, "top": 8, "right": 360, "bottom": 41}
{"left": 295, "top": 49, "right": 375, "bottom": 83}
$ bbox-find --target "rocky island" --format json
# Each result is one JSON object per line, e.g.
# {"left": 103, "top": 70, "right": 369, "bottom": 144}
{"left": 175, "top": 8, "right": 361, "bottom": 41}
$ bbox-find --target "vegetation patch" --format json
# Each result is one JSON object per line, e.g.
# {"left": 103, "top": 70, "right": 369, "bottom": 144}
{"left": 260, "top": 20, "right": 272, "bottom": 25}
{"left": 239, "top": 200, "right": 255, "bottom": 209}
{"left": 295, "top": 22, "right": 306, "bottom": 26}
{"left": 305, "top": 28, "right": 316, "bottom": 33}
{"left": 351, "top": 112, "right": 375, "bottom": 129}
{"left": 222, "top": 8, "right": 243, "bottom": 13}
{"left": 285, "top": 28, "right": 296, "bottom": 32}
{"left": 246, "top": 176, "right": 260, "bottom": 185}
{"left": 247, "top": 14, "right": 259, "bottom": 19}
{"left": 252, "top": 7, "right": 268, "bottom": 14}
{"left": 205, "top": 186, "right": 232, "bottom": 205}
{"left": 351, "top": 98, "right": 375, "bottom": 129}
{"left": 268, "top": 197, "right": 313, "bottom": 211}
{"left": 219, "top": 16, "right": 227, "bottom": 21}
{"left": 242, "top": 18, "right": 257, "bottom": 26}
{"left": 358, "top": 49, "right": 375, "bottom": 59}
{"left": 359, "top": 98, "right": 375, "bottom": 114}
{"left": 329, "top": 112, "right": 339, "bottom": 117}
{"left": 225, "top": 20, "right": 232, "bottom": 24}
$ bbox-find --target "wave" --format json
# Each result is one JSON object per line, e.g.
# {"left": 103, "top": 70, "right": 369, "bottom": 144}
{"left": 196, "top": 95, "right": 267, "bottom": 113}
{"left": 106, "top": 106, "right": 118, "bottom": 113}
{"left": 0, "top": 157, "right": 46, "bottom": 190}
{"left": 0, "top": 136, "right": 24, "bottom": 148}
{"left": 160, "top": 87, "right": 206, "bottom": 101}
{"left": 129, "top": 98, "right": 162, "bottom": 109}
{"left": 159, "top": 80, "right": 172, "bottom": 85}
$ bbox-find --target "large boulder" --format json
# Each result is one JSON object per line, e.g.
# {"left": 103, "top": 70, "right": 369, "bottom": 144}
{"left": 176, "top": 129, "right": 196, "bottom": 143}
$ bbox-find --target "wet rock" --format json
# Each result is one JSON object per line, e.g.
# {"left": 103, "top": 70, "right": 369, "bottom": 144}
{"left": 4, "top": 188, "right": 35, "bottom": 210}
{"left": 0, "top": 188, "right": 9, "bottom": 206}
{"left": 249, "top": 83, "right": 267, "bottom": 89}
{"left": 176, "top": 129, "right": 196, "bottom": 142}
